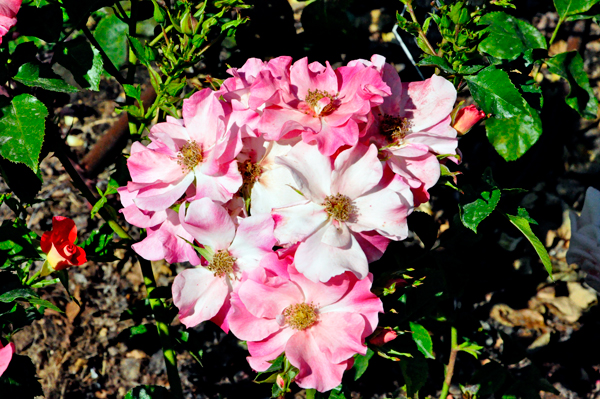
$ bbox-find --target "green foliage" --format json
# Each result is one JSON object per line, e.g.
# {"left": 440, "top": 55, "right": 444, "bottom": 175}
{"left": 53, "top": 38, "right": 104, "bottom": 91}
{"left": 352, "top": 348, "right": 374, "bottom": 381}
{"left": 554, "top": 0, "right": 600, "bottom": 20}
{"left": 0, "top": 94, "right": 48, "bottom": 173}
{"left": 478, "top": 12, "right": 546, "bottom": 61}
{"left": 93, "top": 14, "right": 129, "bottom": 69}
{"left": 546, "top": 51, "right": 599, "bottom": 119}
{"left": 14, "top": 61, "right": 79, "bottom": 93}
{"left": 409, "top": 322, "right": 435, "bottom": 359}
{"left": 466, "top": 67, "right": 542, "bottom": 160}
{"left": 459, "top": 169, "right": 502, "bottom": 232}
{"left": 506, "top": 209, "right": 552, "bottom": 277}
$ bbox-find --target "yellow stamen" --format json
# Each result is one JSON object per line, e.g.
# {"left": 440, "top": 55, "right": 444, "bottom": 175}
{"left": 283, "top": 302, "right": 319, "bottom": 330}
{"left": 305, "top": 89, "right": 338, "bottom": 116}
{"left": 322, "top": 193, "right": 356, "bottom": 223}
{"left": 177, "top": 140, "right": 203, "bottom": 172}
{"left": 380, "top": 115, "right": 412, "bottom": 143}
{"left": 207, "top": 249, "right": 236, "bottom": 278}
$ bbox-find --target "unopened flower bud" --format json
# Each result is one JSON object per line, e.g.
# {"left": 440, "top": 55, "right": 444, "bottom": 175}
{"left": 180, "top": 10, "right": 198, "bottom": 36}
{"left": 151, "top": 0, "right": 166, "bottom": 24}
{"left": 369, "top": 327, "right": 398, "bottom": 346}
{"left": 276, "top": 374, "right": 285, "bottom": 390}
{"left": 453, "top": 105, "right": 486, "bottom": 135}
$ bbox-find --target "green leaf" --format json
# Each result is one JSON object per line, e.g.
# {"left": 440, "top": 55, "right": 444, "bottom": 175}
{"left": 0, "top": 288, "right": 37, "bottom": 302}
{"left": 93, "top": 14, "right": 129, "bottom": 70}
{"left": 459, "top": 177, "right": 502, "bottom": 233}
{"left": 546, "top": 51, "right": 599, "bottom": 119}
{"left": 125, "top": 385, "right": 176, "bottom": 399}
{"left": 28, "top": 297, "right": 62, "bottom": 313}
{"left": 353, "top": 348, "right": 374, "bottom": 381}
{"left": 465, "top": 66, "right": 529, "bottom": 119}
{"left": 409, "top": 322, "right": 435, "bottom": 359}
{"left": 14, "top": 62, "right": 79, "bottom": 93}
{"left": 400, "top": 354, "right": 428, "bottom": 397}
{"left": 0, "top": 94, "right": 48, "bottom": 173}
{"left": 54, "top": 38, "right": 104, "bottom": 91}
{"left": 127, "top": 35, "right": 149, "bottom": 65}
{"left": 417, "top": 56, "right": 455, "bottom": 74}
{"left": 123, "top": 84, "right": 142, "bottom": 103}
{"left": 554, "top": 0, "right": 600, "bottom": 19}
{"left": 485, "top": 102, "right": 543, "bottom": 161}
{"left": 478, "top": 12, "right": 547, "bottom": 61}
{"left": 506, "top": 212, "right": 552, "bottom": 276}
{"left": 328, "top": 384, "right": 348, "bottom": 399}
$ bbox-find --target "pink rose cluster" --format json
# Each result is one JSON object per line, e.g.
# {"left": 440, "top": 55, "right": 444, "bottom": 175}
{"left": 119, "top": 55, "right": 458, "bottom": 391}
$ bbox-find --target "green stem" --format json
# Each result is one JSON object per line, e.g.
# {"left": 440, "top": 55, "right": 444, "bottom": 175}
{"left": 439, "top": 326, "right": 459, "bottom": 399}
{"left": 149, "top": 25, "right": 174, "bottom": 46}
{"left": 54, "top": 148, "right": 132, "bottom": 240}
{"left": 26, "top": 268, "right": 42, "bottom": 286}
{"left": 139, "top": 258, "right": 184, "bottom": 398}
{"left": 549, "top": 17, "right": 564, "bottom": 47}
{"left": 405, "top": 0, "right": 438, "bottom": 56}
{"left": 81, "top": 24, "right": 126, "bottom": 86}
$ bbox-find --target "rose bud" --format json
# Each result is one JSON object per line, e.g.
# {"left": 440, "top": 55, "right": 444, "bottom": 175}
{"left": 369, "top": 327, "right": 398, "bottom": 346}
{"left": 453, "top": 104, "right": 486, "bottom": 136}
{"left": 40, "top": 216, "right": 87, "bottom": 276}
{"left": 276, "top": 374, "right": 286, "bottom": 391}
{"left": 0, "top": 341, "right": 15, "bottom": 377}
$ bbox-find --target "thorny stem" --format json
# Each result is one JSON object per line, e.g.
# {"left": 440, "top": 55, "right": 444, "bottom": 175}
{"left": 439, "top": 326, "right": 459, "bottom": 399}
{"left": 405, "top": 0, "right": 438, "bottom": 56}
{"left": 139, "top": 258, "right": 184, "bottom": 398}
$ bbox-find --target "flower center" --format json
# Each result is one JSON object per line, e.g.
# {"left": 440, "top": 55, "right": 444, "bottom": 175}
{"left": 322, "top": 193, "right": 356, "bottom": 223}
{"left": 283, "top": 302, "right": 318, "bottom": 330}
{"left": 238, "top": 160, "right": 263, "bottom": 194}
{"left": 177, "top": 140, "right": 203, "bottom": 172}
{"left": 207, "top": 249, "right": 236, "bottom": 278}
{"left": 380, "top": 115, "right": 412, "bottom": 143}
{"left": 305, "top": 89, "right": 338, "bottom": 116}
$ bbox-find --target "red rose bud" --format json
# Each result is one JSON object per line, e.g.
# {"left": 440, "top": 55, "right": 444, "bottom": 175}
{"left": 369, "top": 327, "right": 398, "bottom": 346}
{"left": 453, "top": 104, "right": 486, "bottom": 135}
{"left": 40, "top": 216, "right": 87, "bottom": 276}
{"left": 0, "top": 341, "right": 15, "bottom": 377}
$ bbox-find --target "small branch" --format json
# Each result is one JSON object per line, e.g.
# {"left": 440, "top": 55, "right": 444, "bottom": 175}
{"left": 139, "top": 258, "right": 184, "bottom": 398}
{"left": 549, "top": 16, "right": 564, "bottom": 47}
{"left": 81, "top": 24, "right": 126, "bottom": 86}
{"left": 405, "top": 0, "right": 438, "bottom": 56}
{"left": 439, "top": 326, "right": 459, "bottom": 399}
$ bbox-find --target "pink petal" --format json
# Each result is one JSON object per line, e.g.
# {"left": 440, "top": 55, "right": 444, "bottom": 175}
{"left": 331, "top": 143, "right": 382, "bottom": 199}
{"left": 193, "top": 159, "right": 242, "bottom": 203}
{"left": 285, "top": 330, "right": 347, "bottom": 392}
{"left": 179, "top": 197, "right": 235, "bottom": 251}
{"left": 229, "top": 292, "right": 281, "bottom": 341}
{"left": 238, "top": 277, "right": 304, "bottom": 319}
{"left": 127, "top": 145, "right": 185, "bottom": 184}
{"left": 247, "top": 328, "right": 296, "bottom": 371}
{"left": 311, "top": 311, "right": 367, "bottom": 363}
{"left": 0, "top": 342, "right": 15, "bottom": 377}
{"left": 172, "top": 267, "right": 230, "bottom": 328}
{"left": 132, "top": 173, "right": 195, "bottom": 212}
{"left": 353, "top": 230, "right": 390, "bottom": 263}
{"left": 272, "top": 200, "right": 328, "bottom": 246}
{"left": 290, "top": 58, "right": 338, "bottom": 100}
{"left": 295, "top": 222, "right": 369, "bottom": 282}
{"left": 275, "top": 141, "right": 332, "bottom": 203}
{"left": 182, "top": 89, "right": 226, "bottom": 145}
{"left": 228, "top": 213, "right": 276, "bottom": 271}
{"left": 397, "top": 75, "right": 457, "bottom": 132}
{"left": 302, "top": 118, "right": 360, "bottom": 157}
{"left": 320, "top": 273, "right": 383, "bottom": 337}
{"left": 288, "top": 267, "right": 351, "bottom": 308}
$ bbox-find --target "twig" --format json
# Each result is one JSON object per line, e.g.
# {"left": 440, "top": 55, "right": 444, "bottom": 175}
{"left": 439, "top": 326, "right": 459, "bottom": 399}
{"left": 80, "top": 25, "right": 126, "bottom": 86}
{"left": 405, "top": 0, "right": 438, "bottom": 56}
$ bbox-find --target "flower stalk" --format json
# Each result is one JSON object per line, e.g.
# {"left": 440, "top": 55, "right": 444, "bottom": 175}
{"left": 439, "top": 326, "right": 459, "bottom": 399}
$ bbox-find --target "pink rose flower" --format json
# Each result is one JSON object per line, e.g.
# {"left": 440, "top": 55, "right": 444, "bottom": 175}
{"left": 172, "top": 198, "right": 276, "bottom": 331}
{"left": 0, "top": 341, "right": 15, "bottom": 377}
{"left": 258, "top": 57, "right": 391, "bottom": 156}
{"left": 0, "top": 0, "right": 21, "bottom": 44}
{"left": 228, "top": 252, "right": 383, "bottom": 392}
{"left": 272, "top": 141, "right": 413, "bottom": 282}
{"left": 453, "top": 104, "right": 486, "bottom": 135}
{"left": 40, "top": 216, "right": 86, "bottom": 276}
{"left": 123, "top": 89, "right": 242, "bottom": 212}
